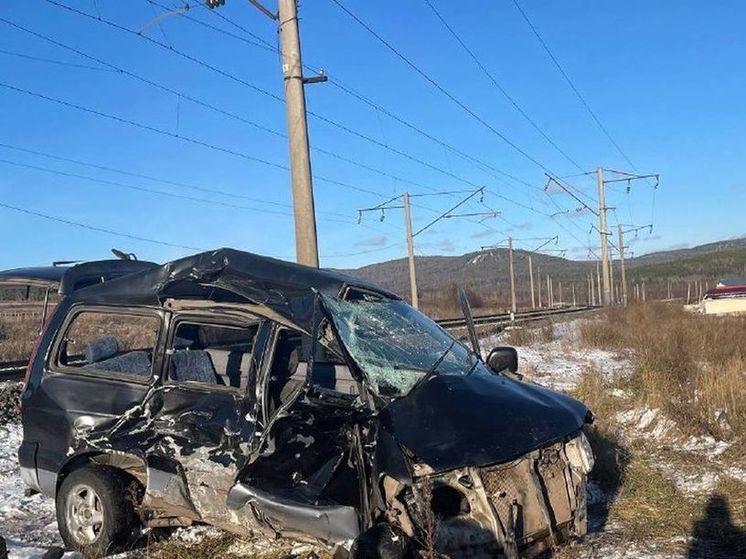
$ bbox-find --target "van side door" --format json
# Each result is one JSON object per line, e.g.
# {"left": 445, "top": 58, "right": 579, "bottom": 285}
{"left": 149, "top": 312, "right": 268, "bottom": 530}
{"left": 21, "top": 305, "right": 164, "bottom": 494}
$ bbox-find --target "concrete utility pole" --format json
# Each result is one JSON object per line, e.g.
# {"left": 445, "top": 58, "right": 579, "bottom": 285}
{"left": 403, "top": 192, "right": 418, "bottom": 309}
{"left": 618, "top": 225, "right": 628, "bottom": 307}
{"left": 596, "top": 261, "right": 602, "bottom": 304}
{"left": 546, "top": 275, "right": 552, "bottom": 308}
{"left": 528, "top": 255, "right": 536, "bottom": 309}
{"left": 508, "top": 237, "right": 516, "bottom": 317}
{"left": 597, "top": 168, "right": 612, "bottom": 305}
{"left": 537, "top": 265, "right": 543, "bottom": 308}
{"left": 588, "top": 275, "right": 593, "bottom": 305}
{"left": 278, "top": 0, "right": 319, "bottom": 267}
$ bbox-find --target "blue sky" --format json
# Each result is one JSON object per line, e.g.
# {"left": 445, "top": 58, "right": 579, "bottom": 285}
{"left": 1, "top": 0, "right": 744, "bottom": 270}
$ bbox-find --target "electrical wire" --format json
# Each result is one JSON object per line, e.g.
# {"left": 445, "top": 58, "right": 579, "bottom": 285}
{"left": 1, "top": 14, "right": 444, "bottom": 193}
{"left": 0, "top": 158, "right": 361, "bottom": 225}
{"left": 422, "top": 0, "right": 585, "bottom": 172}
{"left": 511, "top": 0, "right": 640, "bottom": 173}
{"left": 43, "top": 0, "right": 487, "bottom": 192}
{"left": 0, "top": 81, "right": 386, "bottom": 198}
{"left": 0, "top": 201, "right": 205, "bottom": 251}
{"left": 329, "top": 0, "right": 560, "bottom": 176}
{"left": 0, "top": 47, "right": 112, "bottom": 71}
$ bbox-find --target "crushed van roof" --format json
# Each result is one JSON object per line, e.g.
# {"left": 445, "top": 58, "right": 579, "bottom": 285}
{"left": 66, "top": 248, "right": 397, "bottom": 332}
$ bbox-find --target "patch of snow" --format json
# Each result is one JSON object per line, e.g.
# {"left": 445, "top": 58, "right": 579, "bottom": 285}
{"left": 637, "top": 408, "right": 659, "bottom": 430}
{"left": 482, "top": 319, "right": 631, "bottom": 392}
{"left": 609, "top": 388, "right": 630, "bottom": 399}
{"left": 0, "top": 424, "right": 61, "bottom": 552}
{"left": 680, "top": 435, "right": 730, "bottom": 458}
{"left": 614, "top": 407, "right": 676, "bottom": 442}
{"left": 724, "top": 466, "right": 746, "bottom": 484}
{"left": 659, "top": 464, "right": 721, "bottom": 495}
{"left": 4, "top": 538, "right": 76, "bottom": 559}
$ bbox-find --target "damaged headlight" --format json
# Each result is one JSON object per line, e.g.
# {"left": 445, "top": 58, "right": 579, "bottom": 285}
{"left": 565, "top": 431, "right": 595, "bottom": 475}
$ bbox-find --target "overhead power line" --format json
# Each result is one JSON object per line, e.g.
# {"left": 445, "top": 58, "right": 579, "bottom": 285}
{"left": 329, "top": 0, "right": 560, "bottom": 176}
{"left": 0, "top": 16, "right": 443, "bottom": 193}
{"left": 42, "top": 0, "right": 486, "bottom": 193}
{"left": 422, "top": 0, "right": 585, "bottom": 172}
{"left": 0, "top": 47, "right": 112, "bottom": 71}
{"left": 0, "top": 141, "right": 342, "bottom": 216}
{"left": 0, "top": 81, "right": 385, "bottom": 198}
{"left": 159, "top": 0, "right": 540, "bottom": 190}
{"left": 0, "top": 200, "right": 205, "bottom": 251}
{"left": 0, "top": 157, "right": 360, "bottom": 225}
{"left": 0, "top": 199, "right": 401, "bottom": 261}
{"left": 511, "top": 0, "right": 640, "bottom": 172}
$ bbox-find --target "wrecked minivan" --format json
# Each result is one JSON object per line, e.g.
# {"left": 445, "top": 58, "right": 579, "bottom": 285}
{"left": 16, "top": 249, "right": 594, "bottom": 557}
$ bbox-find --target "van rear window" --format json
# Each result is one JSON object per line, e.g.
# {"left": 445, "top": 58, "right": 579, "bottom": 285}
{"left": 57, "top": 311, "right": 160, "bottom": 379}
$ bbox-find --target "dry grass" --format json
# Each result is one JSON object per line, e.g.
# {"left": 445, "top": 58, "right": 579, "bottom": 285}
{"left": 607, "top": 459, "right": 697, "bottom": 540}
{"left": 502, "top": 321, "right": 556, "bottom": 346}
{"left": 138, "top": 533, "right": 328, "bottom": 559}
{"left": 578, "top": 304, "right": 746, "bottom": 445}
{"left": 0, "top": 318, "right": 39, "bottom": 362}
{"left": 572, "top": 368, "right": 628, "bottom": 494}
{"left": 572, "top": 362, "right": 746, "bottom": 553}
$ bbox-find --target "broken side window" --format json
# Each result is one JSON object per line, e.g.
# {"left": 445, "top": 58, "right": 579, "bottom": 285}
{"left": 167, "top": 320, "right": 259, "bottom": 390}
{"left": 266, "top": 327, "right": 358, "bottom": 419}
{"left": 56, "top": 309, "right": 160, "bottom": 379}
{"left": 322, "top": 295, "right": 483, "bottom": 398}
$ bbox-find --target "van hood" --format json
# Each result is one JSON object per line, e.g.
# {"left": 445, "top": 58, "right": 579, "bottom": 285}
{"left": 379, "top": 371, "right": 590, "bottom": 472}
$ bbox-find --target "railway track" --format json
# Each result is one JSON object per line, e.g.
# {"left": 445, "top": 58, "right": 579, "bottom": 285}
{"left": 436, "top": 305, "right": 600, "bottom": 329}
{"left": 0, "top": 360, "right": 27, "bottom": 381}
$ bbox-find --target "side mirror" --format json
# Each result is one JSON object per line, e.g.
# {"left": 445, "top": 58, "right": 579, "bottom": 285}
{"left": 487, "top": 347, "right": 518, "bottom": 374}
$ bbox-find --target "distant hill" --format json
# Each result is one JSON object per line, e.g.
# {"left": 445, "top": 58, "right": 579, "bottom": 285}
{"left": 630, "top": 238, "right": 746, "bottom": 265}
{"left": 343, "top": 238, "right": 746, "bottom": 306}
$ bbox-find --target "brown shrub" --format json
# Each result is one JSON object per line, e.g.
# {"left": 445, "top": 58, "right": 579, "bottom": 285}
{"left": 503, "top": 326, "right": 536, "bottom": 346}
{"left": 579, "top": 303, "right": 746, "bottom": 445}
{"left": 502, "top": 321, "right": 555, "bottom": 346}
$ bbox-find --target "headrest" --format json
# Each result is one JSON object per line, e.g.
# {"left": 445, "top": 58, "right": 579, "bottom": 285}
{"left": 84, "top": 335, "right": 119, "bottom": 363}
{"left": 172, "top": 336, "right": 194, "bottom": 350}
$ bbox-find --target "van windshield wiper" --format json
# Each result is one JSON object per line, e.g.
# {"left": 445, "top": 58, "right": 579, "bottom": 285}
{"left": 410, "top": 339, "right": 457, "bottom": 393}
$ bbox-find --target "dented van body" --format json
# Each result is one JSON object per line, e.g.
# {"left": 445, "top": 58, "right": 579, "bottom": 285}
{"left": 17, "top": 249, "right": 593, "bottom": 557}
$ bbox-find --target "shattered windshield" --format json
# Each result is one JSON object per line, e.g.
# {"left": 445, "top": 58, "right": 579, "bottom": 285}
{"left": 322, "top": 294, "right": 481, "bottom": 398}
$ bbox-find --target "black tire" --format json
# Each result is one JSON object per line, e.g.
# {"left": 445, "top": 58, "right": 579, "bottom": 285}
{"left": 350, "top": 524, "right": 418, "bottom": 559}
{"left": 56, "top": 464, "right": 139, "bottom": 555}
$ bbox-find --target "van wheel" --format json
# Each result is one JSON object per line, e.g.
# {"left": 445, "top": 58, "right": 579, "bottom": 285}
{"left": 56, "top": 465, "right": 138, "bottom": 555}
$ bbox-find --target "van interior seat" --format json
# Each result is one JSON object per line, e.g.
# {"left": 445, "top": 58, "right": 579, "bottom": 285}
{"left": 170, "top": 350, "right": 218, "bottom": 384}
{"left": 84, "top": 335, "right": 151, "bottom": 377}
{"left": 89, "top": 351, "right": 151, "bottom": 376}
{"left": 84, "top": 335, "right": 119, "bottom": 363}
{"left": 204, "top": 348, "right": 251, "bottom": 388}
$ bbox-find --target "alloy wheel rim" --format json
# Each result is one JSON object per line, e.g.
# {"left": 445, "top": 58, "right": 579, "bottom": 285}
{"left": 65, "top": 483, "right": 104, "bottom": 545}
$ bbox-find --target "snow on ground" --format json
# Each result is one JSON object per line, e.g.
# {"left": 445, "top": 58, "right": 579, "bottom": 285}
{"left": 0, "top": 423, "right": 70, "bottom": 558}
{"left": 483, "top": 319, "right": 631, "bottom": 392}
